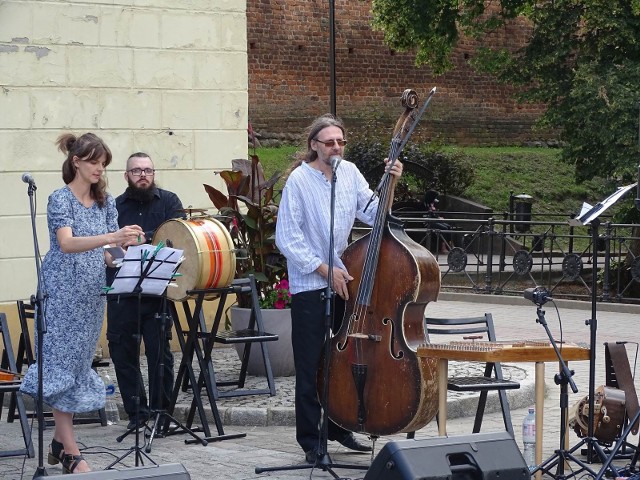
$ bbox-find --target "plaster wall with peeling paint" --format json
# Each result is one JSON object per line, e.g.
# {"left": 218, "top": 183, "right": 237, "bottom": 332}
{"left": 0, "top": 1, "right": 249, "bottom": 308}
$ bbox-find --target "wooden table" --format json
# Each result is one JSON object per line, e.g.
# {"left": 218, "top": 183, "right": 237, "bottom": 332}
{"left": 417, "top": 341, "right": 590, "bottom": 480}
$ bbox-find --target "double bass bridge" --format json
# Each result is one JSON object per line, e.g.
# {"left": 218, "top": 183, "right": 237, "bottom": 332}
{"left": 347, "top": 332, "right": 382, "bottom": 342}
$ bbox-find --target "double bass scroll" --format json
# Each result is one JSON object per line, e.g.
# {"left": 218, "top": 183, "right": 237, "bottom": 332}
{"left": 322, "top": 88, "right": 441, "bottom": 437}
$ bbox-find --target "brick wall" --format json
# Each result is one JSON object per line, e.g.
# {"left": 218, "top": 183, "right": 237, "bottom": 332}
{"left": 248, "top": 1, "right": 548, "bottom": 146}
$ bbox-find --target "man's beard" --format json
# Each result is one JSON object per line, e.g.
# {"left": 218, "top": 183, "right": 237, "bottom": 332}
{"left": 125, "top": 180, "right": 156, "bottom": 203}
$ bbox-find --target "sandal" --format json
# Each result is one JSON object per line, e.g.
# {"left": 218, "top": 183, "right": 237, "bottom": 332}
{"left": 47, "top": 438, "right": 64, "bottom": 465}
{"left": 61, "top": 453, "right": 87, "bottom": 474}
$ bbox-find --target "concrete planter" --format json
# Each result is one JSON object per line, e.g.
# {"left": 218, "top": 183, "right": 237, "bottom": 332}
{"left": 230, "top": 306, "right": 295, "bottom": 377}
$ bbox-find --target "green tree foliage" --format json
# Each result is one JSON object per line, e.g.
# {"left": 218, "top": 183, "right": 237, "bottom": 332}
{"left": 345, "top": 138, "right": 475, "bottom": 202}
{"left": 368, "top": 0, "right": 640, "bottom": 185}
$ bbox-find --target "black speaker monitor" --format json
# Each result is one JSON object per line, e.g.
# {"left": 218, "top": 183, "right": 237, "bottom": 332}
{"left": 40, "top": 463, "right": 190, "bottom": 480}
{"left": 364, "top": 432, "right": 529, "bottom": 480}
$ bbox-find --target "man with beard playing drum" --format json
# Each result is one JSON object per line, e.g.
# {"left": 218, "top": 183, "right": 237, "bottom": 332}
{"left": 106, "top": 152, "right": 184, "bottom": 430}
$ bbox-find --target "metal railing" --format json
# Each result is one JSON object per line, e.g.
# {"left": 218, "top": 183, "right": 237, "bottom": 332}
{"left": 352, "top": 212, "right": 640, "bottom": 304}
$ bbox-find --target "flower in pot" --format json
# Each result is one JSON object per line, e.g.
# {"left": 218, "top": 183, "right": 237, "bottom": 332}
{"left": 203, "top": 148, "right": 294, "bottom": 376}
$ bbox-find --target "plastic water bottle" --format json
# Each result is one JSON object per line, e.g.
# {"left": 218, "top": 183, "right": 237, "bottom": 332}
{"left": 522, "top": 407, "right": 536, "bottom": 471}
{"left": 103, "top": 373, "right": 120, "bottom": 425}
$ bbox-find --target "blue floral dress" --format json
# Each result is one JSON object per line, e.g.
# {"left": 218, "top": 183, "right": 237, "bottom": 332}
{"left": 21, "top": 186, "right": 118, "bottom": 413}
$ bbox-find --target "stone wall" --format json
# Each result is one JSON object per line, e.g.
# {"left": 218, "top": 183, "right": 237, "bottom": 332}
{"left": 0, "top": 0, "right": 248, "bottom": 305}
{"left": 247, "top": 1, "right": 549, "bottom": 146}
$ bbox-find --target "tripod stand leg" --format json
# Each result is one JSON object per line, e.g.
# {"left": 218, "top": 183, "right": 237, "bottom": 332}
{"left": 255, "top": 457, "right": 368, "bottom": 477}
{"left": 146, "top": 410, "right": 208, "bottom": 452}
{"left": 105, "top": 444, "right": 157, "bottom": 470}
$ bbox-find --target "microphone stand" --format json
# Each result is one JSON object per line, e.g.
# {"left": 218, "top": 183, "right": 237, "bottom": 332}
{"left": 255, "top": 159, "right": 367, "bottom": 477}
{"left": 313, "top": 157, "right": 366, "bottom": 475}
{"left": 530, "top": 302, "right": 587, "bottom": 480}
{"left": 25, "top": 178, "right": 48, "bottom": 478}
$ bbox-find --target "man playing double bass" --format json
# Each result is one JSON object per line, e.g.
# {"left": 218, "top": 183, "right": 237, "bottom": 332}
{"left": 106, "top": 152, "right": 184, "bottom": 430}
{"left": 275, "top": 114, "right": 403, "bottom": 464}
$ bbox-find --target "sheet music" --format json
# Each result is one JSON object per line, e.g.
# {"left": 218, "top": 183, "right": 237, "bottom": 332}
{"left": 109, "top": 244, "right": 184, "bottom": 296}
{"left": 568, "top": 183, "right": 637, "bottom": 226}
{"left": 577, "top": 202, "right": 593, "bottom": 219}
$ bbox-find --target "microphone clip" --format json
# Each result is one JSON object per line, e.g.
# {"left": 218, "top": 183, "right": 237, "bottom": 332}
{"left": 524, "top": 286, "right": 553, "bottom": 306}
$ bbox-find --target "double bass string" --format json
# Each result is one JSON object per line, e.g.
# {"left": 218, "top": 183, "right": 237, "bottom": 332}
{"left": 346, "top": 88, "right": 433, "bottom": 357}
{"left": 350, "top": 117, "right": 407, "bottom": 343}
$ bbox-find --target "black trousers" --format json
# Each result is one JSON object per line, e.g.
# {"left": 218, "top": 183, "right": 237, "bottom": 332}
{"left": 106, "top": 297, "right": 174, "bottom": 421}
{"left": 291, "top": 289, "right": 349, "bottom": 453}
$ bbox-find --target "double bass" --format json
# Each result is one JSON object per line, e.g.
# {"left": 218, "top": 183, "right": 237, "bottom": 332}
{"left": 323, "top": 88, "right": 441, "bottom": 436}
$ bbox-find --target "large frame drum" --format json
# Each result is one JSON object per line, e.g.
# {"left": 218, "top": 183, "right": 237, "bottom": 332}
{"left": 153, "top": 218, "right": 236, "bottom": 301}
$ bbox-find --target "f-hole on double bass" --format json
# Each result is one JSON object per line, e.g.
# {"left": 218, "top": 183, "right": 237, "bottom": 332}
{"left": 320, "top": 88, "right": 441, "bottom": 437}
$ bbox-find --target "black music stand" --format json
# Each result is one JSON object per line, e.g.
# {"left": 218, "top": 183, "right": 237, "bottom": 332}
{"left": 105, "top": 244, "right": 186, "bottom": 468}
{"left": 144, "top": 294, "right": 205, "bottom": 452}
{"left": 545, "top": 184, "right": 638, "bottom": 479}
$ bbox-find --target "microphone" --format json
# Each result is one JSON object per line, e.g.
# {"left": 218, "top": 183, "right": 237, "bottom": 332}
{"left": 22, "top": 172, "right": 36, "bottom": 185}
{"left": 330, "top": 155, "right": 342, "bottom": 171}
{"left": 523, "top": 286, "right": 553, "bottom": 306}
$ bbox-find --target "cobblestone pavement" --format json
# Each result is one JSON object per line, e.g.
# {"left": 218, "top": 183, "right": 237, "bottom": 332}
{"left": 2, "top": 293, "right": 639, "bottom": 479}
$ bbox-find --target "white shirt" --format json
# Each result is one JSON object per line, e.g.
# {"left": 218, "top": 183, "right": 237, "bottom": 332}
{"left": 275, "top": 160, "right": 379, "bottom": 294}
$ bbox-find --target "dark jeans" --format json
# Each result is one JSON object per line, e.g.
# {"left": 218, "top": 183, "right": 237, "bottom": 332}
{"left": 291, "top": 289, "right": 349, "bottom": 452}
{"left": 106, "top": 297, "right": 174, "bottom": 421}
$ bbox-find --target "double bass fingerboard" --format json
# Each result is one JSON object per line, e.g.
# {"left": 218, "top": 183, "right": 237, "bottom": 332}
{"left": 417, "top": 340, "right": 590, "bottom": 363}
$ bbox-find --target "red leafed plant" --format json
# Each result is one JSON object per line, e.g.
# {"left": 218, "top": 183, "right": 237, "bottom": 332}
{"left": 203, "top": 135, "right": 288, "bottom": 309}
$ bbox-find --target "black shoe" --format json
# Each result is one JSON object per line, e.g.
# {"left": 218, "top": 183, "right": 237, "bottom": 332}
{"left": 331, "top": 433, "right": 372, "bottom": 452}
{"left": 47, "top": 438, "right": 64, "bottom": 465}
{"left": 305, "top": 448, "right": 319, "bottom": 464}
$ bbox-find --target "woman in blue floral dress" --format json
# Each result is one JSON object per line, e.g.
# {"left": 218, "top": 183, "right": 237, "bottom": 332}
{"left": 20, "top": 133, "right": 143, "bottom": 474}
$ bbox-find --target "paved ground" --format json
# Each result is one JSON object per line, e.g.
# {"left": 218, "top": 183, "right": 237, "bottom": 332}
{"left": 2, "top": 293, "right": 640, "bottom": 480}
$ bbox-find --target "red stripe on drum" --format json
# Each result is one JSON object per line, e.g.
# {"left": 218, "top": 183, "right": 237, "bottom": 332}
{"left": 196, "top": 219, "right": 224, "bottom": 288}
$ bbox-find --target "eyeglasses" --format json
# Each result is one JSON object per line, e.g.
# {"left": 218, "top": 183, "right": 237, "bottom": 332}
{"left": 314, "top": 138, "right": 347, "bottom": 147}
{"left": 127, "top": 168, "right": 155, "bottom": 176}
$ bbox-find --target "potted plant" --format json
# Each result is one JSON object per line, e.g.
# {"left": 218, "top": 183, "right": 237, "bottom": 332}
{"left": 203, "top": 139, "right": 293, "bottom": 376}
